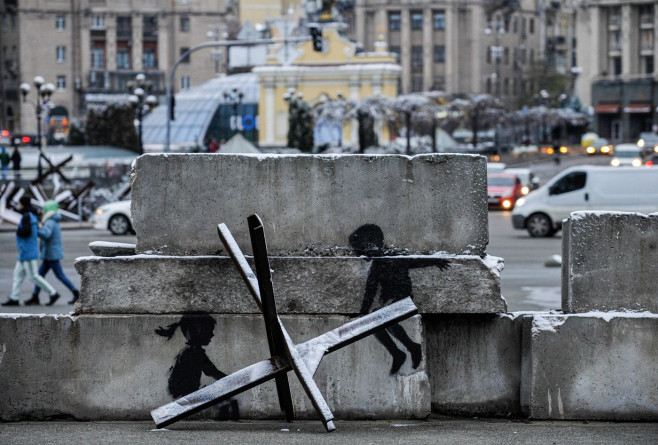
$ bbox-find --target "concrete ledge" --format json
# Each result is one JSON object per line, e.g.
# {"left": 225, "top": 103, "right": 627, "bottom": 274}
{"left": 74, "top": 254, "right": 505, "bottom": 315}
{"left": 89, "top": 241, "right": 137, "bottom": 257}
{"left": 131, "top": 154, "right": 488, "bottom": 256}
{"left": 562, "top": 212, "right": 658, "bottom": 313}
{"left": 0, "top": 313, "right": 429, "bottom": 421}
{"left": 426, "top": 314, "right": 523, "bottom": 417}
{"left": 521, "top": 313, "right": 658, "bottom": 420}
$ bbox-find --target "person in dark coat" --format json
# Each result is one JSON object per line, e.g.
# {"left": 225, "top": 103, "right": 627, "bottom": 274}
{"left": 11, "top": 146, "right": 21, "bottom": 174}
{"left": 2, "top": 196, "right": 60, "bottom": 306}
{"left": 31, "top": 201, "right": 80, "bottom": 304}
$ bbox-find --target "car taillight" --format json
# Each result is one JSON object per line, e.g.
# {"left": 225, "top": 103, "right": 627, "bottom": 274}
{"left": 646, "top": 160, "right": 654, "bottom": 167}
{"left": 21, "top": 136, "right": 31, "bottom": 143}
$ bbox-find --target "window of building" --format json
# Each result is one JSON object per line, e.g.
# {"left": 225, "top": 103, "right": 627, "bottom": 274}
{"left": 56, "top": 75, "right": 66, "bottom": 90}
{"left": 56, "top": 15, "right": 65, "bottom": 31}
{"left": 487, "top": 46, "right": 492, "bottom": 64}
{"left": 117, "top": 49, "right": 130, "bottom": 69}
{"left": 486, "top": 77, "right": 492, "bottom": 94}
{"left": 117, "top": 16, "right": 131, "bottom": 37}
{"left": 91, "top": 47, "right": 105, "bottom": 68}
{"left": 56, "top": 46, "right": 66, "bottom": 63}
{"left": 432, "top": 76, "right": 445, "bottom": 91}
{"left": 529, "top": 18, "right": 534, "bottom": 34}
{"left": 641, "top": 30, "right": 653, "bottom": 51}
{"left": 180, "top": 16, "right": 190, "bottom": 32}
{"left": 389, "top": 46, "right": 400, "bottom": 62}
{"left": 411, "top": 76, "right": 423, "bottom": 93}
{"left": 181, "top": 75, "right": 190, "bottom": 90}
{"left": 609, "top": 31, "right": 621, "bottom": 51}
{"left": 143, "top": 16, "right": 158, "bottom": 38}
{"left": 504, "top": 47, "right": 509, "bottom": 64}
{"left": 433, "top": 45, "right": 445, "bottom": 63}
{"left": 612, "top": 57, "right": 621, "bottom": 75}
{"left": 639, "top": 4, "right": 654, "bottom": 26}
{"left": 645, "top": 56, "right": 654, "bottom": 75}
{"left": 433, "top": 11, "right": 445, "bottom": 30}
{"left": 512, "top": 16, "right": 517, "bottom": 33}
{"left": 180, "top": 47, "right": 190, "bottom": 63}
{"left": 388, "top": 12, "right": 401, "bottom": 31}
{"left": 503, "top": 78, "right": 509, "bottom": 95}
{"left": 143, "top": 48, "right": 157, "bottom": 68}
{"left": 411, "top": 11, "right": 423, "bottom": 30}
{"left": 608, "top": 7, "right": 621, "bottom": 27}
{"left": 92, "top": 15, "right": 105, "bottom": 29}
{"left": 411, "top": 45, "right": 423, "bottom": 68}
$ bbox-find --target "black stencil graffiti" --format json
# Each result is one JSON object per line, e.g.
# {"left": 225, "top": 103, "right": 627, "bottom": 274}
{"left": 350, "top": 224, "right": 450, "bottom": 374}
{"left": 155, "top": 314, "right": 239, "bottom": 419}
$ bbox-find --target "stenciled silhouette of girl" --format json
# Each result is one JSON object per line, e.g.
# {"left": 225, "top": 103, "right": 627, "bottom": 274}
{"left": 350, "top": 224, "right": 450, "bottom": 375}
{"left": 156, "top": 314, "right": 239, "bottom": 419}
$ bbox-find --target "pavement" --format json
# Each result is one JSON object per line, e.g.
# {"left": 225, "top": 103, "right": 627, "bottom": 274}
{"left": 1, "top": 417, "right": 656, "bottom": 445}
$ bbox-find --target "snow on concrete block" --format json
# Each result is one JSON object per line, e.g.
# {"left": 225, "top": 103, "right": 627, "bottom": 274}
{"left": 74, "top": 254, "right": 505, "bottom": 315}
{"left": 562, "top": 212, "right": 658, "bottom": 313}
{"left": 0, "top": 313, "right": 429, "bottom": 421}
{"left": 521, "top": 313, "right": 658, "bottom": 420}
{"left": 130, "top": 154, "right": 488, "bottom": 256}
{"left": 426, "top": 314, "right": 523, "bottom": 417}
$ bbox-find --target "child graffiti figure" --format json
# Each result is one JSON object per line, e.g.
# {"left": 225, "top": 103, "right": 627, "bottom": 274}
{"left": 156, "top": 314, "right": 239, "bottom": 419}
{"left": 350, "top": 224, "right": 450, "bottom": 374}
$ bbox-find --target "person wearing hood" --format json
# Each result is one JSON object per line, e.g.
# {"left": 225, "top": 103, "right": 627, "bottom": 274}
{"left": 2, "top": 196, "right": 60, "bottom": 306}
{"left": 30, "top": 201, "right": 80, "bottom": 304}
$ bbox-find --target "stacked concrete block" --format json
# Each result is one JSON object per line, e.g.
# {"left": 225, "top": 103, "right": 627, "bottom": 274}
{"left": 521, "top": 212, "right": 658, "bottom": 420}
{"left": 2, "top": 153, "right": 509, "bottom": 421}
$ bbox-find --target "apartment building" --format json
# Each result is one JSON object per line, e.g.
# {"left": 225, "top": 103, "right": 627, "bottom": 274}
{"left": 343, "top": 0, "right": 545, "bottom": 102}
{"left": 0, "top": 0, "right": 235, "bottom": 138}
{"left": 577, "top": 0, "right": 658, "bottom": 140}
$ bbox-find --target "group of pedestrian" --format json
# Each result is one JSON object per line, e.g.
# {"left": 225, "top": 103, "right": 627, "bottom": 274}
{"left": 0, "top": 145, "right": 22, "bottom": 180}
{"left": 1, "top": 196, "right": 79, "bottom": 307}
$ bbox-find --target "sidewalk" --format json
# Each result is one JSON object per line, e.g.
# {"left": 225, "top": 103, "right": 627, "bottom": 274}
{"left": 0, "top": 418, "right": 656, "bottom": 445}
{"left": 0, "top": 221, "right": 93, "bottom": 232}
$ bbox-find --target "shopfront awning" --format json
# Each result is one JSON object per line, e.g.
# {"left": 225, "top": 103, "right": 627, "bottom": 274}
{"left": 594, "top": 103, "right": 620, "bottom": 114}
{"left": 623, "top": 103, "right": 652, "bottom": 113}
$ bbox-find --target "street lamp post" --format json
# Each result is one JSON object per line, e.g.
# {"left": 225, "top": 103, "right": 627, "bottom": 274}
{"left": 128, "top": 73, "right": 158, "bottom": 155}
{"left": 223, "top": 88, "right": 244, "bottom": 135}
{"left": 20, "top": 76, "right": 55, "bottom": 176}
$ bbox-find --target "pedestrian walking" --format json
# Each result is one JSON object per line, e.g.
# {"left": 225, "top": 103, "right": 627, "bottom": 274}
{"left": 31, "top": 200, "right": 80, "bottom": 305}
{"left": 11, "top": 146, "right": 21, "bottom": 175}
{"left": 1, "top": 196, "right": 60, "bottom": 306}
{"left": 0, "top": 146, "right": 10, "bottom": 180}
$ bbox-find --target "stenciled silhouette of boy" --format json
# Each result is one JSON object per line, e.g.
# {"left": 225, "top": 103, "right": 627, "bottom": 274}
{"left": 156, "top": 314, "right": 239, "bottom": 419}
{"left": 350, "top": 224, "right": 450, "bottom": 374}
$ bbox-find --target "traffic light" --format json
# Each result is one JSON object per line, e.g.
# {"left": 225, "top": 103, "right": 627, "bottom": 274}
{"left": 309, "top": 25, "right": 323, "bottom": 52}
{"left": 170, "top": 94, "right": 175, "bottom": 121}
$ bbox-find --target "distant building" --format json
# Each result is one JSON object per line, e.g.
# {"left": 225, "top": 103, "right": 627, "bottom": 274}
{"left": 0, "top": 0, "right": 237, "bottom": 138}
{"left": 577, "top": 0, "right": 658, "bottom": 141}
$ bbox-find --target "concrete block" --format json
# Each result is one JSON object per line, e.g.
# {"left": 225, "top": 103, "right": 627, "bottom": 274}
{"left": 74, "top": 254, "right": 505, "bottom": 315}
{"left": 0, "top": 313, "right": 429, "bottom": 421}
{"left": 562, "top": 212, "right": 658, "bottom": 313}
{"left": 89, "top": 241, "right": 136, "bottom": 257}
{"left": 130, "top": 154, "right": 488, "bottom": 256}
{"left": 425, "top": 315, "right": 523, "bottom": 416}
{"left": 521, "top": 313, "right": 658, "bottom": 420}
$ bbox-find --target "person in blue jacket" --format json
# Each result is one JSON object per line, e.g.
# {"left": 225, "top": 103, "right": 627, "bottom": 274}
{"left": 31, "top": 200, "right": 80, "bottom": 305}
{"left": 2, "top": 196, "right": 60, "bottom": 306}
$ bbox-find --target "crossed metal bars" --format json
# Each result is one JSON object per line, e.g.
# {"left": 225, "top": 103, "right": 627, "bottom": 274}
{"left": 151, "top": 214, "right": 419, "bottom": 432}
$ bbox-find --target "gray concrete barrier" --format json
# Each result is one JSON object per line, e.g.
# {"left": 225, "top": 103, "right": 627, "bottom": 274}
{"left": 562, "top": 212, "right": 658, "bottom": 313}
{"left": 131, "top": 154, "right": 488, "bottom": 256}
{"left": 74, "top": 254, "right": 505, "bottom": 315}
{"left": 520, "top": 313, "right": 658, "bottom": 420}
{"left": 0, "top": 313, "right": 429, "bottom": 421}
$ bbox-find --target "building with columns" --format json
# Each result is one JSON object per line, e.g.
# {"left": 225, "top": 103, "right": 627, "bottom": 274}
{"left": 0, "top": 0, "right": 236, "bottom": 139}
{"left": 343, "top": 0, "right": 544, "bottom": 101}
{"left": 577, "top": 0, "right": 658, "bottom": 141}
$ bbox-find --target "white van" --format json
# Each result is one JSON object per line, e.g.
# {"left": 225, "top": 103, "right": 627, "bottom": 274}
{"left": 511, "top": 166, "right": 658, "bottom": 237}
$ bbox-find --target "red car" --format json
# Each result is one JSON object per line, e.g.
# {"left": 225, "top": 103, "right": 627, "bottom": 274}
{"left": 487, "top": 173, "right": 523, "bottom": 210}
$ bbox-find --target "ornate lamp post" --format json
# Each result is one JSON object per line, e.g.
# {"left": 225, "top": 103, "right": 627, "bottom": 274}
{"left": 223, "top": 87, "right": 244, "bottom": 135}
{"left": 128, "top": 73, "right": 158, "bottom": 155}
{"left": 19, "top": 76, "right": 55, "bottom": 149}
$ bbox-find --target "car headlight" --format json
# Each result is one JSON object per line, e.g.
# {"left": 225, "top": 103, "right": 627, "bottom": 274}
{"left": 601, "top": 146, "right": 610, "bottom": 153}
{"left": 586, "top": 146, "right": 595, "bottom": 154}
{"left": 95, "top": 208, "right": 105, "bottom": 215}
{"left": 638, "top": 139, "right": 645, "bottom": 147}
{"left": 632, "top": 158, "right": 642, "bottom": 167}
{"left": 559, "top": 146, "right": 568, "bottom": 154}
{"left": 515, "top": 197, "right": 526, "bottom": 207}
{"left": 521, "top": 186, "right": 530, "bottom": 195}
{"left": 654, "top": 145, "right": 658, "bottom": 153}
{"left": 611, "top": 158, "right": 620, "bottom": 167}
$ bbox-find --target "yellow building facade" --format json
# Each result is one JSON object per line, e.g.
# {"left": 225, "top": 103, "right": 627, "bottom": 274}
{"left": 253, "top": 24, "right": 400, "bottom": 147}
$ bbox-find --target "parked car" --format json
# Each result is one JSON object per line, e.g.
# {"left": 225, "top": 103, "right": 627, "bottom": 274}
{"left": 487, "top": 173, "right": 523, "bottom": 210}
{"left": 585, "top": 138, "right": 612, "bottom": 155}
{"left": 610, "top": 143, "right": 643, "bottom": 167}
{"left": 91, "top": 200, "right": 133, "bottom": 235}
{"left": 512, "top": 166, "right": 658, "bottom": 237}
{"left": 504, "top": 167, "right": 540, "bottom": 195}
{"left": 637, "top": 132, "right": 658, "bottom": 156}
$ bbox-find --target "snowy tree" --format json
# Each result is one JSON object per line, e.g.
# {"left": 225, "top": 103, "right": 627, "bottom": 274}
{"left": 444, "top": 94, "right": 506, "bottom": 148}
{"left": 285, "top": 91, "right": 314, "bottom": 152}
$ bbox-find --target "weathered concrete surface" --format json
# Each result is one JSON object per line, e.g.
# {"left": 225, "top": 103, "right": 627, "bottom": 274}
{"left": 89, "top": 241, "right": 137, "bottom": 257}
{"left": 74, "top": 254, "right": 505, "bottom": 315}
{"left": 130, "top": 154, "right": 488, "bottom": 256}
{"left": 425, "top": 315, "right": 523, "bottom": 417}
{"left": 562, "top": 212, "right": 658, "bottom": 313}
{"left": 0, "top": 314, "right": 429, "bottom": 421}
{"left": 521, "top": 314, "right": 658, "bottom": 420}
